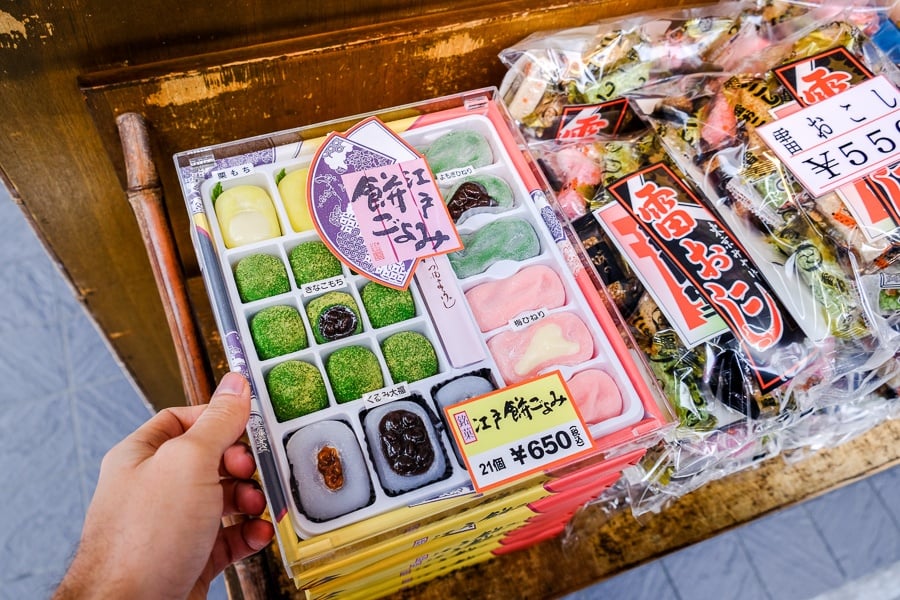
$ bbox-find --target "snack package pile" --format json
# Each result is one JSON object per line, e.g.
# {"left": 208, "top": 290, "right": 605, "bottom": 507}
{"left": 498, "top": 0, "right": 900, "bottom": 515}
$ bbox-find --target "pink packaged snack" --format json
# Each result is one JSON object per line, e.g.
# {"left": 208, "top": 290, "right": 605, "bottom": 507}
{"left": 487, "top": 312, "right": 594, "bottom": 383}
{"left": 464, "top": 265, "right": 566, "bottom": 332}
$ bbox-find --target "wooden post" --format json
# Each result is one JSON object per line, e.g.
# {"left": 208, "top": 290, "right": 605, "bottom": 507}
{"left": 115, "top": 112, "right": 214, "bottom": 407}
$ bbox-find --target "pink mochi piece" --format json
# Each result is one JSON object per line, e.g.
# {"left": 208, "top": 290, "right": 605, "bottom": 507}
{"left": 465, "top": 265, "right": 566, "bottom": 332}
{"left": 566, "top": 369, "right": 623, "bottom": 424}
{"left": 488, "top": 312, "right": 593, "bottom": 384}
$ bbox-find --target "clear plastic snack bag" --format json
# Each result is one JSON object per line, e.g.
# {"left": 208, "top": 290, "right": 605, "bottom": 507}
{"left": 533, "top": 128, "right": 830, "bottom": 497}
{"left": 498, "top": 0, "right": 900, "bottom": 514}
{"left": 629, "top": 8, "right": 900, "bottom": 409}
{"left": 498, "top": 2, "right": 756, "bottom": 142}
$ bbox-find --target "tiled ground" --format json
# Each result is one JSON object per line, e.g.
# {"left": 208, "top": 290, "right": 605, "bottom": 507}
{"left": 1, "top": 182, "right": 898, "bottom": 600}
{"left": 0, "top": 185, "right": 226, "bottom": 599}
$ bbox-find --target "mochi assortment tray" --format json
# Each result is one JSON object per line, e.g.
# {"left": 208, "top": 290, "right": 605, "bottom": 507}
{"left": 173, "top": 88, "right": 666, "bottom": 567}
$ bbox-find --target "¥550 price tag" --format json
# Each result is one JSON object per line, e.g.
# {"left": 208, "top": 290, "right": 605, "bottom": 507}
{"left": 444, "top": 372, "right": 595, "bottom": 493}
{"left": 758, "top": 75, "right": 900, "bottom": 197}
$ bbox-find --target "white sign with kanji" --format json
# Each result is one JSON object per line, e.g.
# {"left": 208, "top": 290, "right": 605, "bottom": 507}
{"left": 758, "top": 75, "right": 900, "bottom": 197}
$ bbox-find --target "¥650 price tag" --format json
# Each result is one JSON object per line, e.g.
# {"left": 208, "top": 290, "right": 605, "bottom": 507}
{"left": 444, "top": 372, "right": 595, "bottom": 492}
{"left": 758, "top": 75, "right": 900, "bottom": 197}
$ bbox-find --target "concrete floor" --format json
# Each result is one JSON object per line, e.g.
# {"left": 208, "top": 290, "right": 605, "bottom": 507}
{"left": 1, "top": 183, "right": 897, "bottom": 599}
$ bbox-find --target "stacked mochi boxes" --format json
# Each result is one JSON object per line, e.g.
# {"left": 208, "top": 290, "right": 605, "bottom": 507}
{"left": 174, "top": 89, "right": 669, "bottom": 596}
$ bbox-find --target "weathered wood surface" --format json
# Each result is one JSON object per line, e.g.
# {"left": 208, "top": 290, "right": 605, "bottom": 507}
{"left": 0, "top": 0, "right": 711, "bottom": 409}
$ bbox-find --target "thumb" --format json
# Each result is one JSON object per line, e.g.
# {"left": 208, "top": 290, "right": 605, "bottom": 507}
{"left": 183, "top": 372, "right": 251, "bottom": 458}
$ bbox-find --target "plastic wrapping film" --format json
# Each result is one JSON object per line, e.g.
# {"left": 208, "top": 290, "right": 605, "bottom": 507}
{"left": 499, "top": 0, "right": 900, "bottom": 517}
{"left": 530, "top": 129, "right": 810, "bottom": 515}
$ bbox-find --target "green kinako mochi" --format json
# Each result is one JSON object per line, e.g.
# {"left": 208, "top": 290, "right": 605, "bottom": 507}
{"left": 289, "top": 241, "right": 342, "bottom": 285}
{"left": 326, "top": 345, "right": 385, "bottom": 403}
{"left": 360, "top": 283, "right": 415, "bottom": 328}
{"left": 381, "top": 331, "right": 438, "bottom": 383}
{"left": 266, "top": 360, "right": 328, "bottom": 421}
{"left": 234, "top": 254, "right": 290, "bottom": 302}
{"left": 249, "top": 305, "right": 308, "bottom": 360}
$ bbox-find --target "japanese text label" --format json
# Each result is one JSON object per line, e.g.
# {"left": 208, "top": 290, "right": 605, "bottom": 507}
{"left": 363, "top": 382, "right": 410, "bottom": 408}
{"left": 211, "top": 163, "right": 255, "bottom": 181}
{"left": 758, "top": 75, "right": 900, "bottom": 197}
{"left": 553, "top": 98, "right": 641, "bottom": 140}
{"left": 344, "top": 158, "right": 454, "bottom": 267}
{"left": 595, "top": 201, "right": 728, "bottom": 348}
{"left": 444, "top": 372, "right": 594, "bottom": 492}
{"left": 606, "top": 163, "right": 808, "bottom": 393}
{"left": 307, "top": 117, "right": 463, "bottom": 289}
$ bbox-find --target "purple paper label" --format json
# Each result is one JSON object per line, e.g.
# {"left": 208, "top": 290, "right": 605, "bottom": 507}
{"left": 309, "top": 123, "right": 461, "bottom": 288}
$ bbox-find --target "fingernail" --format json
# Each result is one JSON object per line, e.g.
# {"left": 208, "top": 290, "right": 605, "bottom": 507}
{"left": 217, "top": 372, "right": 246, "bottom": 396}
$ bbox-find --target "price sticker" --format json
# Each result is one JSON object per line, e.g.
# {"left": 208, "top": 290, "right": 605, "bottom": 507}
{"left": 444, "top": 372, "right": 595, "bottom": 492}
{"left": 758, "top": 75, "right": 900, "bottom": 197}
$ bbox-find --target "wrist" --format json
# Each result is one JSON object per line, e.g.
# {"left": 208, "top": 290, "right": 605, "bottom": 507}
{"left": 55, "top": 545, "right": 143, "bottom": 600}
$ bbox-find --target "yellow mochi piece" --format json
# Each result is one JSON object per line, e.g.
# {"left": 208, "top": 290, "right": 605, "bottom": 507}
{"left": 277, "top": 167, "right": 315, "bottom": 232}
{"left": 513, "top": 324, "right": 579, "bottom": 377}
{"left": 214, "top": 185, "right": 281, "bottom": 248}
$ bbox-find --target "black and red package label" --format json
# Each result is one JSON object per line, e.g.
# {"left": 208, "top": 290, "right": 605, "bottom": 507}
{"left": 552, "top": 98, "right": 643, "bottom": 140}
{"left": 774, "top": 47, "right": 874, "bottom": 108}
{"left": 605, "top": 162, "right": 809, "bottom": 393}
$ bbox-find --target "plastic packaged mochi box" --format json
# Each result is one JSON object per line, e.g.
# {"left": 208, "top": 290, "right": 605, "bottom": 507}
{"left": 173, "top": 88, "right": 666, "bottom": 559}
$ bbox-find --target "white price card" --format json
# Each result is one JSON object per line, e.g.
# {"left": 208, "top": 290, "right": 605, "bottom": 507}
{"left": 757, "top": 75, "right": 900, "bottom": 198}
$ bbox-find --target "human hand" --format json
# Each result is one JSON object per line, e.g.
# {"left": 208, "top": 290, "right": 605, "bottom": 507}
{"left": 55, "top": 372, "right": 275, "bottom": 600}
